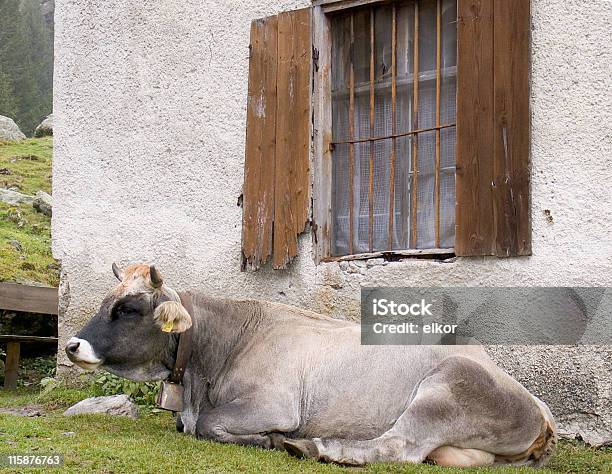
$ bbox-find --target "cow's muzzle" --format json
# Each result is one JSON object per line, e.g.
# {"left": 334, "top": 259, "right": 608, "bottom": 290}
{"left": 65, "top": 337, "right": 103, "bottom": 369}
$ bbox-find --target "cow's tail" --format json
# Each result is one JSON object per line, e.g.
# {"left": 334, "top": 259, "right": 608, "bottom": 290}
{"left": 528, "top": 397, "right": 558, "bottom": 467}
{"left": 496, "top": 396, "right": 558, "bottom": 467}
{"left": 523, "top": 418, "right": 557, "bottom": 467}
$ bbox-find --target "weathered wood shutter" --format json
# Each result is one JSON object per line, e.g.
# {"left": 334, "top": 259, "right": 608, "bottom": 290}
{"left": 455, "top": 0, "right": 531, "bottom": 257}
{"left": 242, "top": 8, "right": 312, "bottom": 270}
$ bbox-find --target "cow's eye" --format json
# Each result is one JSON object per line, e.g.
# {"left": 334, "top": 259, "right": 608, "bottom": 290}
{"left": 115, "top": 305, "right": 140, "bottom": 319}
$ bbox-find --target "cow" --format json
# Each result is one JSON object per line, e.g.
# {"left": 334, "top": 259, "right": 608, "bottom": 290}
{"left": 65, "top": 264, "right": 557, "bottom": 467}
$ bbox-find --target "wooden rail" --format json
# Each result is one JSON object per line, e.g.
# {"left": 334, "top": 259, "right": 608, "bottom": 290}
{"left": 0, "top": 283, "right": 59, "bottom": 389}
{"left": 0, "top": 282, "right": 58, "bottom": 315}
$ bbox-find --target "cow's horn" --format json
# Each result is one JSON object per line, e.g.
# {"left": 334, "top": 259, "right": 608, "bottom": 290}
{"left": 112, "top": 263, "right": 123, "bottom": 281}
{"left": 149, "top": 265, "right": 163, "bottom": 288}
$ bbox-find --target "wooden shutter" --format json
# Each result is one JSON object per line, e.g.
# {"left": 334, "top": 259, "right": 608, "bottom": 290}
{"left": 455, "top": 0, "right": 531, "bottom": 257}
{"left": 242, "top": 8, "right": 312, "bottom": 270}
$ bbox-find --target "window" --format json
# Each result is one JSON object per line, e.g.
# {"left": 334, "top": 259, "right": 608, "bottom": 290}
{"left": 241, "top": 0, "right": 531, "bottom": 270}
{"left": 330, "top": 1, "right": 457, "bottom": 257}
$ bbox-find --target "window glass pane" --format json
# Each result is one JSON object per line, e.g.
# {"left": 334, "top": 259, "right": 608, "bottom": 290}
{"left": 356, "top": 141, "right": 371, "bottom": 253}
{"left": 332, "top": 143, "right": 350, "bottom": 256}
{"left": 353, "top": 10, "right": 371, "bottom": 87}
{"left": 353, "top": 9, "right": 371, "bottom": 141}
{"left": 418, "top": 0, "right": 437, "bottom": 129}
{"left": 394, "top": 135, "right": 411, "bottom": 250}
{"left": 416, "top": 130, "right": 436, "bottom": 248}
{"left": 441, "top": 0, "right": 457, "bottom": 125}
{"left": 440, "top": 127, "right": 456, "bottom": 248}
{"left": 395, "top": 3, "right": 414, "bottom": 137}
{"left": 332, "top": 14, "right": 350, "bottom": 143}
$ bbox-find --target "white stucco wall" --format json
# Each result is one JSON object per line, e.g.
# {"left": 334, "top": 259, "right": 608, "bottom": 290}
{"left": 53, "top": 0, "right": 611, "bottom": 442}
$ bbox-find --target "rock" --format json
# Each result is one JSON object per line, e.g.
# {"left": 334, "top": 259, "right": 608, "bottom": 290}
{"left": 34, "top": 114, "right": 53, "bottom": 138}
{"left": 63, "top": 395, "right": 139, "bottom": 418}
{"left": 8, "top": 240, "right": 23, "bottom": 252}
{"left": 0, "top": 116, "right": 25, "bottom": 142}
{"left": 366, "top": 258, "right": 387, "bottom": 268}
{"left": 558, "top": 422, "right": 612, "bottom": 448}
{"left": 0, "top": 188, "right": 34, "bottom": 205}
{"left": 0, "top": 406, "right": 43, "bottom": 417}
{"left": 33, "top": 190, "right": 53, "bottom": 216}
{"left": 0, "top": 168, "right": 11, "bottom": 175}
{"left": 578, "top": 428, "right": 612, "bottom": 448}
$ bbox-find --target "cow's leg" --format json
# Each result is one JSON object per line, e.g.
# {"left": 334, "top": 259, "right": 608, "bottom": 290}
{"left": 175, "top": 413, "right": 184, "bottom": 433}
{"left": 196, "top": 399, "right": 298, "bottom": 449}
{"left": 285, "top": 356, "right": 548, "bottom": 466}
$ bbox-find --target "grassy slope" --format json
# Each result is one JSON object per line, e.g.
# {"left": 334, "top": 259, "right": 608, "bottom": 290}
{"left": 0, "top": 137, "right": 58, "bottom": 286}
{"left": 0, "top": 388, "right": 610, "bottom": 474}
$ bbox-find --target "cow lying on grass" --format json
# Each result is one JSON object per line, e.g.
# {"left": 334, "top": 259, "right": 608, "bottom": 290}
{"left": 66, "top": 264, "right": 557, "bottom": 467}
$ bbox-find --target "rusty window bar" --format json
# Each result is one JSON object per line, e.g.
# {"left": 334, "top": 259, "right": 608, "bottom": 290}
{"left": 368, "top": 7, "right": 375, "bottom": 253}
{"left": 348, "top": 13, "right": 356, "bottom": 255}
{"left": 330, "top": 122, "right": 456, "bottom": 146}
{"left": 387, "top": 4, "right": 398, "bottom": 250}
{"left": 410, "top": 0, "right": 419, "bottom": 249}
{"left": 434, "top": 0, "right": 442, "bottom": 247}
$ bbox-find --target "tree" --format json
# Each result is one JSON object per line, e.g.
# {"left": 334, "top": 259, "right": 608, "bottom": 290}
{"left": 0, "top": 0, "right": 53, "bottom": 136}
{"left": 0, "top": 66, "right": 17, "bottom": 118}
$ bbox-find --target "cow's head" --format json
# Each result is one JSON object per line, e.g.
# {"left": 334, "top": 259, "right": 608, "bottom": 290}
{"left": 65, "top": 264, "right": 192, "bottom": 381}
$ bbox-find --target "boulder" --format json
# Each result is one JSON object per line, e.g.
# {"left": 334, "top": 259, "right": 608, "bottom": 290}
{"left": 558, "top": 423, "right": 612, "bottom": 448}
{"left": 0, "top": 188, "right": 34, "bottom": 205}
{"left": 0, "top": 116, "right": 25, "bottom": 142}
{"left": 33, "top": 190, "right": 53, "bottom": 216}
{"left": 63, "top": 395, "right": 139, "bottom": 418}
{"left": 39, "top": 0, "right": 55, "bottom": 29}
{"left": 34, "top": 114, "right": 53, "bottom": 138}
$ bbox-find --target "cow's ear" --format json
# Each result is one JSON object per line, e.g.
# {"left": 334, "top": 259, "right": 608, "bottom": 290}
{"left": 154, "top": 301, "right": 192, "bottom": 333}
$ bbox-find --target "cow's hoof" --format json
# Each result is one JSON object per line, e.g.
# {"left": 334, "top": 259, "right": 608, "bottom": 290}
{"left": 284, "top": 439, "right": 319, "bottom": 460}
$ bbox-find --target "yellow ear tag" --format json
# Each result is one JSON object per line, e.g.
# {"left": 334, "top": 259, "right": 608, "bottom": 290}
{"left": 161, "top": 321, "right": 174, "bottom": 333}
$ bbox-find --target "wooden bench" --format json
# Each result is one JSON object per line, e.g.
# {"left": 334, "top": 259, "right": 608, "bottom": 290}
{"left": 0, "top": 283, "right": 59, "bottom": 389}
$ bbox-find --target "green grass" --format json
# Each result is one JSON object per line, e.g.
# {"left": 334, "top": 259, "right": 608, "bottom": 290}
{"left": 0, "top": 138, "right": 52, "bottom": 195}
{"left": 0, "top": 387, "right": 610, "bottom": 473}
{"left": 0, "top": 137, "right": 58, "bottom": 286}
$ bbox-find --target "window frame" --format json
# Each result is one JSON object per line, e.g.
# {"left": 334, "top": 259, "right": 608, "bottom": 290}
{"left": 311, "top": 0, "right": 457, "bottom": 263}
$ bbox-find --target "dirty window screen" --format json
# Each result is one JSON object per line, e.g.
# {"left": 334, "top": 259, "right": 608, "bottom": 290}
{"left": 330, "top": 0, "right": 457, "bottom": 256}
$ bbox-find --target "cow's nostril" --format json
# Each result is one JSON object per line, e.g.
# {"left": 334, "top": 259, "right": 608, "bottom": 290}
{"left": 66, "top": 341, "right": 80, "bottom": 354}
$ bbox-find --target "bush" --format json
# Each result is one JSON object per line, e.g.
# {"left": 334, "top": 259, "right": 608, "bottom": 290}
{"left": 92, "top": 373, "right": 161, "bottom": 407}
{"left": 21, "top": 355, "right": 55, "bottom": 381}
{"left": 0, "top": 354, "right": 55, "bottom": 386}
